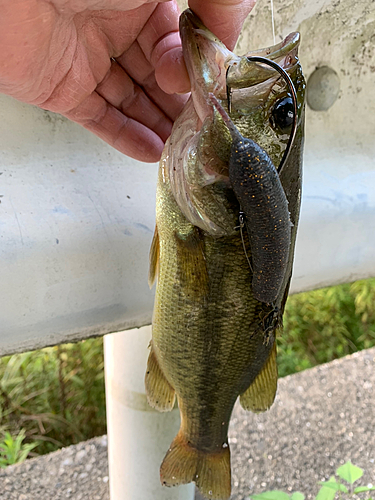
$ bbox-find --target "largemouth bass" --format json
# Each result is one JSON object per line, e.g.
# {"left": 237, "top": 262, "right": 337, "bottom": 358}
{"left": 145, "top": 9, "right": 305, "bottom": 500}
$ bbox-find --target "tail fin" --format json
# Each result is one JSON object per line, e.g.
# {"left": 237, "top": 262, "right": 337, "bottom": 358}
{"left": 160, "top": 430, "right": 231, "bottom": 500}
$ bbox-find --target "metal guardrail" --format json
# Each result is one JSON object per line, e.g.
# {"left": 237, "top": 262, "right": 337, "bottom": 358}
{"left": 1, "top": 0, "right": 375, "bottom": 357}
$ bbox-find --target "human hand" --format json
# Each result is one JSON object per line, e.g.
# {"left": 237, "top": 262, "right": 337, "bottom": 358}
{"left": 0, "top": 0, "right": 187, "bottom": 162}
{"left": 0, "top": 0, "right": 256, "bottom": 162}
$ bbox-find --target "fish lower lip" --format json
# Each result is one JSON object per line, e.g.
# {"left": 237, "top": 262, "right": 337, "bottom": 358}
{"left": 179, "top": 8, "right": 206, "bottom": 33}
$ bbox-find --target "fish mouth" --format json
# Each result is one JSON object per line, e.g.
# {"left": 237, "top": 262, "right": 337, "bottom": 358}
{"left": 180, "top": 9, "right": 301, "bottom": 121}
{"left": 227, "top": 32, "right": 301, "bottom": 89}
{"left": 247, "top": 32, "right": 300, "bottom": 62}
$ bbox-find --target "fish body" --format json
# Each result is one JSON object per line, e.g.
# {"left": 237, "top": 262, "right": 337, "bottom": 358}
{"left": 145, "top": 9, "right": 305, "bottom": 500}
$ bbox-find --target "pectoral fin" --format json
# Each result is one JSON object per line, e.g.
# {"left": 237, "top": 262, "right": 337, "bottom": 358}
{"left": 148, "top": 225, "right": 160, "bottom": 288}
{"left": 174, "top": 227, "right": 209, "bottom": 300}
{"left": 240, "top": 342, "right": 278, "bottom": 413}
{"left": 145, "top": 343, "right": 176, "bottom": 412}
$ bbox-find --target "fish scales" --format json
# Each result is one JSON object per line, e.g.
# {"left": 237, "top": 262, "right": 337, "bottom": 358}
{"left": 145, "top": 8, "right": 305, "bottom": 500}
{"left": 154, "top": 169, "right": 270, "bottom": 448}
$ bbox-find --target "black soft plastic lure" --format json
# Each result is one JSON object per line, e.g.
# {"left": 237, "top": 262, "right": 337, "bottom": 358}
{"left": 210, "top": 94, "right": 292, "bottom": 304}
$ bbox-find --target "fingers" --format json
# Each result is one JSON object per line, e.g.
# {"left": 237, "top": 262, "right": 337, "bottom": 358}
{"left": 153, "top": 37, "right": 190, "bottom": 96}
{"left": 116, "top": 41, "right": 188, "bottom": 120}
{"left": 49, "top": 2, "right": 189, "bottom": 162}
{"left": 65, "top": 91, "right": 165, "bottom": 162}
{"left": 133, "top": 1, "right": 190, "bottom": 95}
{"left": 55, "top": 0, "right": 171, "bottom": 14}
{"left": 96, "top": 60, "right": 172, "bottom": 142}
{"left": 188, "top": 0, "right": 256, "bottom": 50}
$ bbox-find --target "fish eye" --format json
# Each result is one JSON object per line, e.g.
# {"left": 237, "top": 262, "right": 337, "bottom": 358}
{"left": 270, "top": 96, "right": 294, "bottom": 131}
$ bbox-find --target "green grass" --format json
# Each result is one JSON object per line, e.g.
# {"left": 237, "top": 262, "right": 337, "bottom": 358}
{"left": 278, "top": 278, "right": 375, "bottom": 377}
{"left": 0, "top": 338, "right": 105, "bottom": 462}
{"left": 1, "top": 278, "right": 375, "bottom": 465}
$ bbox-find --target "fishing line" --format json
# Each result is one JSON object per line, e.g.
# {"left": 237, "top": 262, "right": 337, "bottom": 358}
{"left": 270, "top": 0, "right": 276, "bottom": 45}
{"left": 226, "top": 57, "right": 298, "bottom": 176}
{"left": 237, "top": 211, "right": 253, "bottom": 273}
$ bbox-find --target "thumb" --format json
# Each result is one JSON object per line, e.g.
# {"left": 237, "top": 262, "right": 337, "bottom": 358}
{"left": 188, "top": 0, "right": 256, "bottom": 49}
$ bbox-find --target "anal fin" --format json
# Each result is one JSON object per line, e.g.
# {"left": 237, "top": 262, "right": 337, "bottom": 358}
{"left": 240, "top": 342, "right": 278, "bottom": 413}
{"left": 145, "top": 343, "right": 176, "bottom": 412}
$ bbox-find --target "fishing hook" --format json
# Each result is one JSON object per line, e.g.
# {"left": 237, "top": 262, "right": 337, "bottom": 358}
{"left": 225, "top": 56, "right": 298, "bottom": 176}
{"left": 236, "top": 210, "right": 253, "bottom": 273}
{"left": 226, "top": 71, "right": 233, "bottom": 114}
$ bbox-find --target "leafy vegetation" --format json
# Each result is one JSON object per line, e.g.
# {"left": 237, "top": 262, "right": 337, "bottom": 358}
{"left": 249, "top": 461, "right": 375, "bottom": 500}
{"left": 0, "top": 278, "right": 375, "bottom": 465}
{"left": 0, "top": 338, "right": 105, "bottom": 464}
{"left": 0, "top": 429, "right": 38, "bottom": 468}
{"left": 278, "top": 278, "right": 375, "bottom": 377}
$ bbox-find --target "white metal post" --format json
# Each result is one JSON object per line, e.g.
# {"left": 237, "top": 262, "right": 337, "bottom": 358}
{"left": 104, "top": 326, "right": 195, "bottom": 500}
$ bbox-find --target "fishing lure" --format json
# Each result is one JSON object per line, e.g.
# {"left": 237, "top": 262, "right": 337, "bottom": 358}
{"left": 210, "top": 58, "right": 297, "bottom": 304}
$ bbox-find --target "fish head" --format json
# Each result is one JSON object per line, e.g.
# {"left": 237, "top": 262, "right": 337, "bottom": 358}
{"left": 164, "top": 9, "right": 305, "bottom": 236}
{"left": 225, "top": 32, "right": 306, "bottom": 172}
